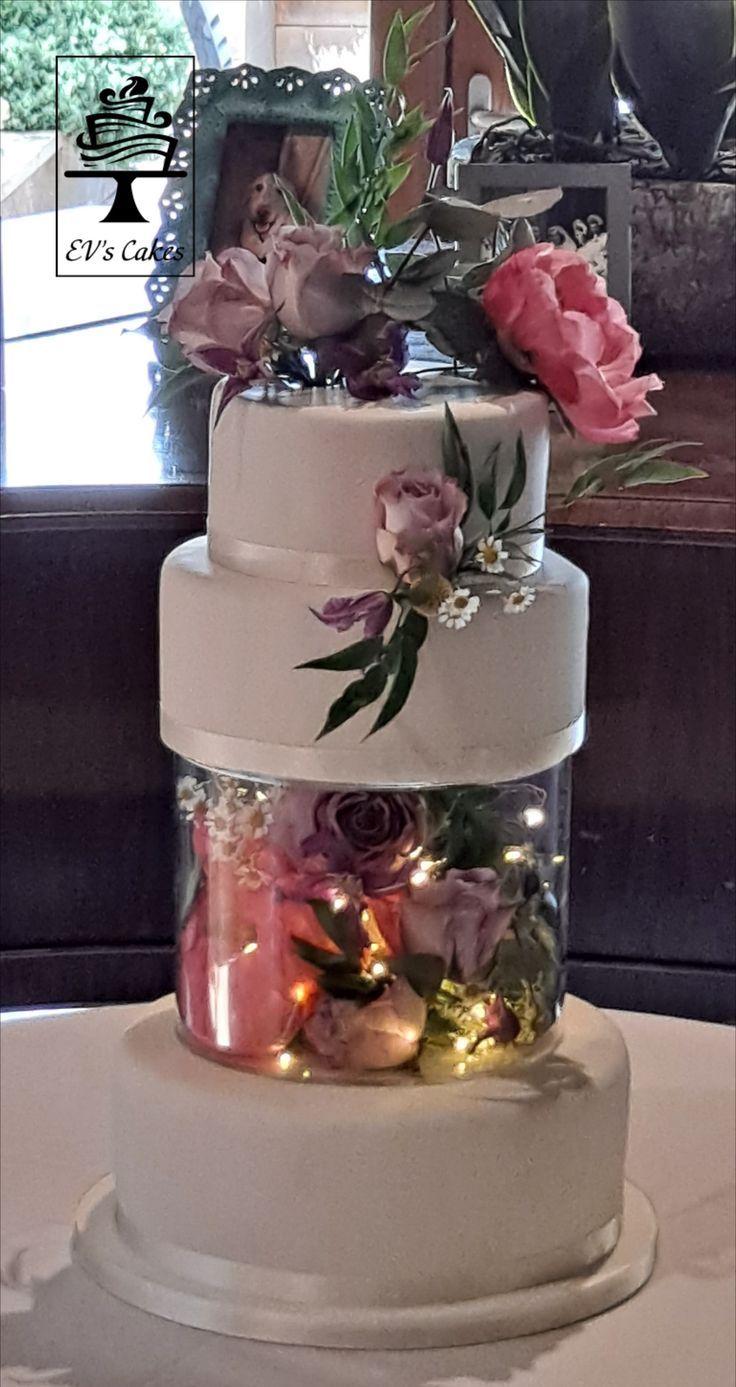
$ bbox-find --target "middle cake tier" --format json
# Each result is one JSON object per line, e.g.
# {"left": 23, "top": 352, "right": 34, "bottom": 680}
{"left": 160, "top": 541, "right": 588, "bottom": 785}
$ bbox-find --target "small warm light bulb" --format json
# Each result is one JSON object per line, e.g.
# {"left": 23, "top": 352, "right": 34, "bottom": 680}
{"left": 419, "top": 857, "right": 436, "bottom": 873}
{"left": 454, "top": 1035, "right": 470, "bottom": 1053}
{"left": 277, "top": 1050, "right": 294, "bottom": 1071}
{"left": 369, "top": 940, "right": 380, "bottom": 954}
{"left": 454, "top": 1061, "right": 467, "bottom": 1077}
{"left": 330, "top": 890, "right": 350, "bottom": 913}
{"left": 409, "top": 845, "right": 424, "bottom": 861}
{"left": 503, "top": 847, "right": 524, "bottom": 864}
{"left": 370, "top": 960, "right": 388, "bottom": 979}
{"left": 301, "top": 1068, "right": 312, "bottom": 1081}
{"left": 522, "top": 806, "right": 546, "bottom": 830}
{"left": 552, "top": 853, "right": 566, "bottom": 865}
{"left": 470, "top": 1003, "right": 487, "bottom": 1022}
{"left": 410, "top": 868, "right": 430, "bottom": 889}
{"left": 242, "top": 941, "right": 258, "bottom": 955}
{"left": 360, "top": 909, "right": 371, "bottom": 926}
{"left": 290, "top": 981, "right": 310, "bottom": 1006}
{"left": 255, "top": 789, "right": 268, "bottom": 802}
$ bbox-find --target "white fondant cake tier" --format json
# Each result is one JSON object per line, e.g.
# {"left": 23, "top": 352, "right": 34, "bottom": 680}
{"left": 160, "top": 541, "right": 587, "bottom": 784}
{"left": 208, "top": 384, "right": 551, "bottom": 579}
{"left": 72, "top": 996, "right": 650, "bottom": 1347}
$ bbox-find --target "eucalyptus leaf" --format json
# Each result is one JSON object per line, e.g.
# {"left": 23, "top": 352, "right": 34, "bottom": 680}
{"left": 442, "top": 404, "right": 474, "bottom": 505}
{"left": 562, "top": 441, "right": 705, "bottom": 506}
{"left": 482, "top": 188, "right": 562, "bottom": 220}
{"left": 398, "top": 247, "right": 459, "bottom": 285}
{"left": 421, "top": 195, "right": 502, "bottom": 241}
{"left": 298, "top": 636, "right": 384, "bottom": 673}
{"left": 402, "top": 1, "right": 436, "bottom": 38}
{"left": 375, "top": 280, "right": 436, "bottom": 322}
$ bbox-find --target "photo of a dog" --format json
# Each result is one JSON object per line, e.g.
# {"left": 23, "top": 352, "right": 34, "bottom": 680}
{"left": 210, "top": 124, "right": 333, "bottom": 259}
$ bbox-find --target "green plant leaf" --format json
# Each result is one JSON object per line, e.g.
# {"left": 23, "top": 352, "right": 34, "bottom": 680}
{"left": 403, "top": 608, "right": 430, "bottom": 649}
{"left": 307, "top": 898, "right": 362, "bottom": 965}
{"left": 148, "top": 364, "right": 202, "bottom": 413}
{"left": 402, "top": 1, "right": 435, "bottom": 38}
{"left": 383, "top": 11, "right": 409, "bottom": 87}
{"left": 477, "top": 444, "right": 501, "bottom": 520}
{"left": 272, "top": 174, "right": 309, "bottom": 226}
{"left": 297, "top": 636, "right": 384, "bottom": 674}
{"left": 621, "top": 460, "right": 709, "bottom": 488}
{"left": 442, "top": 404, "right": 474, "bottom": 505}
{"left": 379, "top": 208, "right": 428, "bottom": 248}
{"left": 562, "top": 441, "right": 705, "bottom": 506}
{"left": 292, "top": 937, "right": 345, "bottom": 972}
{"left": 383, "top": 161, "right": 413, "bottom": 195}
{"left": 391, "top": 952, "right": 446, "bottom": 999}
{"left": 317, "top": 663, "right": 390, "bottom": 740}
{"left": 499, "top": 433, "right": 527, "bottom": 511}
{"left": 398, "top": 247, "right": 459, "bottom": 285}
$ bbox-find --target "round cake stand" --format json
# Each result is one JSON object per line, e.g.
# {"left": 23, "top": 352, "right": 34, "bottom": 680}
{"left": 72, "top": 1177, "right": 657, "bottom": 1351}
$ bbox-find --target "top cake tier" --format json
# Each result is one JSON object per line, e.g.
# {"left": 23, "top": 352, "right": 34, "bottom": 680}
{"left": 208, "top": 382, "right": 550, "bottom": 583}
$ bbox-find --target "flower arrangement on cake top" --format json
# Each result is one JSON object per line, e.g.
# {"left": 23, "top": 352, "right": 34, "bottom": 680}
{"left": 158, "top": 6, "right": 705, "bottom": 738}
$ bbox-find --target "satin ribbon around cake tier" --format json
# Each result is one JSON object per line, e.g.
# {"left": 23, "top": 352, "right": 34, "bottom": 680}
{"left": 207, "top": 532, "right": 537, "bottom": 585}
{"left": 111, "top": 1200, "right": 621, "bottom": 1310}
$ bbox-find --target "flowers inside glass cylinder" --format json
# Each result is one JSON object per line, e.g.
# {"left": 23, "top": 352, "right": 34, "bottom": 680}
{"left": 175, "top": 758, "right": 570, "bottom": 1082}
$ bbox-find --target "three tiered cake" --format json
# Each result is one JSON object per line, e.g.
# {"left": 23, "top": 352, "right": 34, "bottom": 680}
{"left": 73, "top": 381, "right": 657, "bottom": 1347}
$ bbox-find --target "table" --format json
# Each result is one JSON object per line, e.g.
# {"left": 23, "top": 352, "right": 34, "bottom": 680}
{"left": 1, "top": 1002, "right": 734, "bottom": 1387}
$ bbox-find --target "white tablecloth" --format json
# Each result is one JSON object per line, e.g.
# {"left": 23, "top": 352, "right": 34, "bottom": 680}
{"left": 1, "top": 1002, "right": 734, "bottom": 1387}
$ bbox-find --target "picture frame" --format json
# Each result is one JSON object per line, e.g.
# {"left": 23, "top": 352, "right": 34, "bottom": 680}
{"left": 455, "top": 161, "right": 632, "bottom": 312}
{"left": 146, "top": 62, "right": 366, "bottom": 315}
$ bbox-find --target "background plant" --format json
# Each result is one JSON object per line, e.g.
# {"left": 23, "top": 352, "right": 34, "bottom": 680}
{"left": 1, "top": 0, "right": 190, "bottom": 134}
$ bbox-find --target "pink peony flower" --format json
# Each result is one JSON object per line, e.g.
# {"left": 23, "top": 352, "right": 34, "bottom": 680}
{"left": 400, "top": 867, "right": 516, "bottom": 984}
{"left": 314, "top": 591, "right": 393, "bottom": 638}
{"left": 160, "top": 248, "right": 273, "bottom": 375}
{"left": 374, "top": 469, "right": 468, "bottom": 578}
{"left": 265, "top": 224, "right": 373, "bottom": 339}
{"left": 482, "top": 243, "right": 663, "bottom": 444}
{"left": 303, "top": 978, "right": 426, "bottom": 1070}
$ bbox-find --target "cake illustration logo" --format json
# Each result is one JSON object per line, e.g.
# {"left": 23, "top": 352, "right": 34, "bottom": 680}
{"left": 65, "top": 74, "right": 183, "bottom": 224}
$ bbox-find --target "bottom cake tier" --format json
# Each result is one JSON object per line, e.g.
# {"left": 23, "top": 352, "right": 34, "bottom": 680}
{"left": 73, "top": 995, "right": 657, "bottom": 1348}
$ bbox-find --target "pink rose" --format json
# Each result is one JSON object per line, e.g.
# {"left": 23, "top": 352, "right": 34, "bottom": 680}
{"left": 374, "top": 469, "right": 468, "bottom": 578}
{"left": 303, "top": 978, "right": 426, "bottom": 1071}
{"left": 482, "top": 243, "right": 663, "bottom": 444}
{"left": 160, "top": 247, "right": 273, "bottom": 374}
{"left": 265, "top": 224, "right": 373, "bottom": 339}
{"left": 400, "top": 868, "right": 515, "bottom": 984}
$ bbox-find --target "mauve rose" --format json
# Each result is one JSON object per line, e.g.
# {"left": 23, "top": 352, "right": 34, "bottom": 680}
{"left": 302, "top": 790, "right": 424, "bottom": 894}
{"left": 266, "top": 224, "right": 373, "bottom": 340}
{"left": 400, "top": 868, "right": 516, "bottom": 983}
{"left": 160, "top": 248, "right": 273, "bottom": 372}
{"left": 374, "top": 469, "right": 467, "bottom": 578}
{"left": 482, "top": 243, "right": 663, "bottom": 444}
{"left": 304, "top": 978, "right": 426, "bottom": 1070}
{"left": 314, "top": 591, "right": 393, "bottom": 638}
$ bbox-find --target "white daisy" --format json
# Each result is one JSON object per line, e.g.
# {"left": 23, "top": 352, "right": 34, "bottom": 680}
{"left": 204, "top": 794, "right": 241, "bottom": 859}
{"left": 437, "top": 587, "right": 481, "bottom": 630}
{"left": 176, "top": 775, "right": 206, "bottom": 819}
{"left": 475, "top": 535, "right": 509, "bottom": 575}
{"left": 503, "top": 585, "right": 536, "bottom": 614}
{"left": 236, "top": 798, "right": 273, "bottom": 841}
